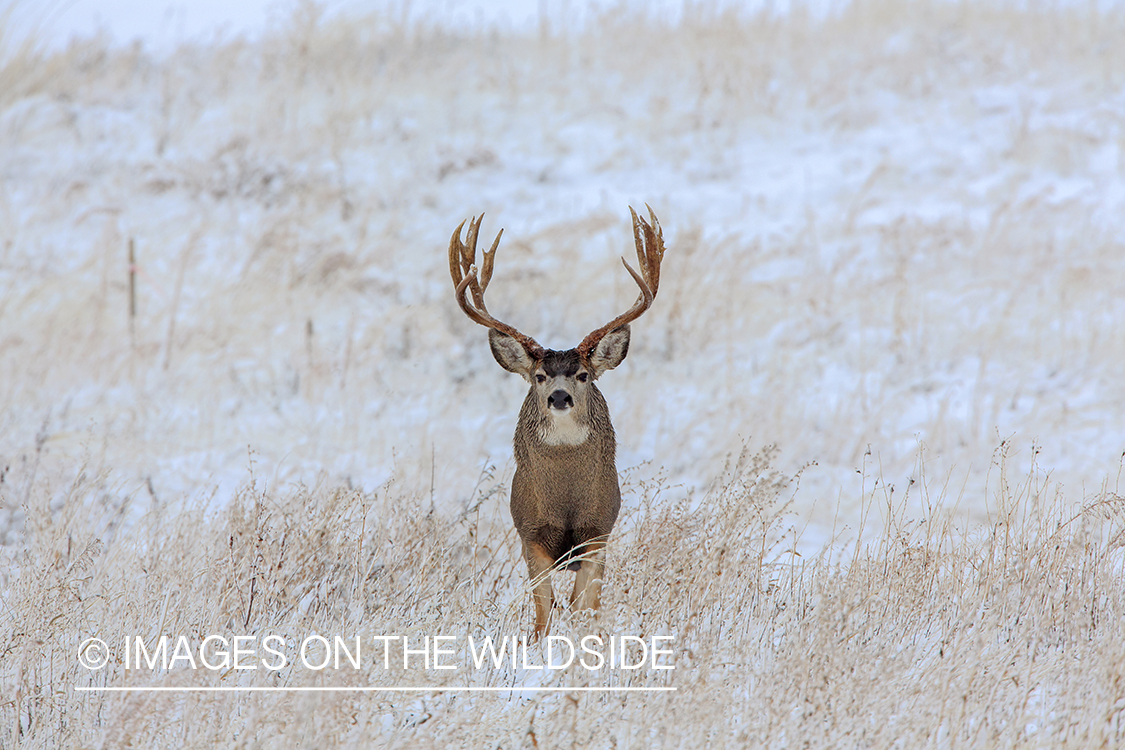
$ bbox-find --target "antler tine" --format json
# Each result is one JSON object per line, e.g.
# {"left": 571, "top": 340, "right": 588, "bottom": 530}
{"left": 449, "top": 215, "right": 490, "bottom": 313}
{"left": 631, "top": 206, "right": 646, "bottom": 278}
{"left": 577, "top": 206, "right": 667, "bottom": 359}
{"left": 448, "top": 216, "right": 544, "bottom": 359}
{"left": 480, "top": 227, "right": 502, "bottom": 294}
{"left": 464, "top": 215, "right": 482, "bottom": 268}
{"left": 630, "top": 204, "right": 664, "bottom": 298}
{"left": 464, "top": 216, "right": 488, "bottom": 311}
{"left": 643, "top": 203, "right": 664, "bottom": 295}
{"left": 449, "top": 219, "right": 469, "bottom": 287}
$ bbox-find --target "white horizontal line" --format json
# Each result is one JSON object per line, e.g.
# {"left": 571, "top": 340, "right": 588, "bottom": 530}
{"left": 74, "top": 686, "right": 677, "bottom": 693}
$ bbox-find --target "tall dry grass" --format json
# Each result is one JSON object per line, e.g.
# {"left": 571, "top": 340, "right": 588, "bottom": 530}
{"left": 3, "top": 447, "right": 1124, "bottom": 746}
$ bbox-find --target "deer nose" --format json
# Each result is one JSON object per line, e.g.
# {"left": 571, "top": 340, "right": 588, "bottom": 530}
{"left": 548, "top": 389, "right": 573, "bottom": 410}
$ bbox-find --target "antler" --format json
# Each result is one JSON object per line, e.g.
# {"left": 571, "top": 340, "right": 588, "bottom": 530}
{"left": 449, "top": 215, "right": 545, "bottom": 359}
{"left": 576, "top": 205, "right": 666, "bottom": 359}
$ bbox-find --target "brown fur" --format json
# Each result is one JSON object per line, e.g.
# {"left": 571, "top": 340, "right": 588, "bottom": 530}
{"left": 511, "top": 351, "right": 621, "bottom": 571}
{"left": 448, "top": 207, "right": 666, "bottom": 639}
{"left": 495, "top": 340, "right": 628, "bottom": 638}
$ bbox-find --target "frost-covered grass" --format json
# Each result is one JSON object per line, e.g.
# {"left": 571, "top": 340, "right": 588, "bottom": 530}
{"left": 2, "top": 0, "right": 1125, "bottom": 745}
{"left": 4, "top": 447, "right": 1125, "bottom": 747}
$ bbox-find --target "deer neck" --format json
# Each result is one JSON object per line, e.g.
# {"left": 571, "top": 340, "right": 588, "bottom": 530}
{"left": 517, "top": 389, "right": 600, "bottom": 449}
{"left": 538, "top": 408, "right": 591, "bottom": 446}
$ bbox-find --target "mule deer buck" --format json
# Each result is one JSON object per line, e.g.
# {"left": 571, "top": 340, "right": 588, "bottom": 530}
{"left": 449, "top": 206, "right": 666, "bottom": 639}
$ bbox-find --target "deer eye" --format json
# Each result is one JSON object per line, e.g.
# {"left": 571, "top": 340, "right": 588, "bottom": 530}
{"left": 535, "top": 374, "right": 546, "bottom": 383}
{"left": 577, "top": 372, "right": 589, "bottom": 383}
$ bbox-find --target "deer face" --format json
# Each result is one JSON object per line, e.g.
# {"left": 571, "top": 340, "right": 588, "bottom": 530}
{"left": 488, "top": 327, "right": 631, "bottom": 444}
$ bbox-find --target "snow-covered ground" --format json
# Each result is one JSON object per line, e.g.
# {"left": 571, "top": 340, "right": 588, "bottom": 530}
{"left": 2, "top": 0, "right": 1124, "bottom": 552}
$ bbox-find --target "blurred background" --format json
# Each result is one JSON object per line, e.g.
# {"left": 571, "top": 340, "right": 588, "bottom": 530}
{"left": 2, "top": 0, "right": 1123, "bottom": 551}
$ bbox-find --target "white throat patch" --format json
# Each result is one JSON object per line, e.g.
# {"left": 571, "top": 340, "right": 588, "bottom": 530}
{"left": 539, "top": 409, "right": 590, "bottom": 446}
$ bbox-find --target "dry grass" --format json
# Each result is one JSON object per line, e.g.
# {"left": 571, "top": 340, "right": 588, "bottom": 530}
{"left": 3, "top": 0, "right": 1125, "bottom": 746}
{"left": 3, "top": 447, "right": 1124, "bottom": 746}
{"left": 0, "top": 2, "right": 54, "bottom": 113}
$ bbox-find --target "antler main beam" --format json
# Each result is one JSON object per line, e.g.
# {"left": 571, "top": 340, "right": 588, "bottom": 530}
{"left": 449, "top": 215, "right": 545, "bottom": 359}
{"left": 576, "top": 205, "right": 665, "bottom": 359}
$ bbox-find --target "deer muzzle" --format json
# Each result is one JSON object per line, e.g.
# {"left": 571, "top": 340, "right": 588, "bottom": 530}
{"left": 548, "top": 389, "right": 574, "bottom": 410}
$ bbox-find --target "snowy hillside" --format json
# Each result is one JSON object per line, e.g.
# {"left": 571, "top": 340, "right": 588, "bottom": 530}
{"left": 4, "top": 1, "right": 1124, "bottom": 549}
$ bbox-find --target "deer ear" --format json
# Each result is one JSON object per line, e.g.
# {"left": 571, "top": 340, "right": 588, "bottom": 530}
{"left": 489, "top": 329, "right": 537, "bottom": 378}
{"left": 588, "top": 325, "right": 630, "bottom": 378}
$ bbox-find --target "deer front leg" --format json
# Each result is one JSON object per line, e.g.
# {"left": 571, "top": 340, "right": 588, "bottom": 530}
{"left": 570, "top": 542, "right": 607, "bottom": 612}
{"left": 524, "top": 541, "right": 556, "bottom": 641}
